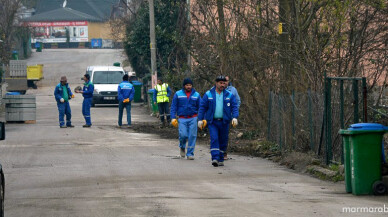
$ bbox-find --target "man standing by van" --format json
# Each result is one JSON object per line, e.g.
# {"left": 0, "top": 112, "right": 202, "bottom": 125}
{"left": 118, "top": 74, "right": 135, "bottom": 127}
{"left": 153, "top": 78, "right": 172, "bottom": 127}
{"left": 76, "top": 74, "right": 94, "bottom": 127}
{"left": 54, "top": 76, "right": 74, "bottom": 128}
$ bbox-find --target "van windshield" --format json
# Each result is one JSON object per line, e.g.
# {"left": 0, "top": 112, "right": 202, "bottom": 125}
{"left": 92, "top": 71, "right": 124, "bottom": 84}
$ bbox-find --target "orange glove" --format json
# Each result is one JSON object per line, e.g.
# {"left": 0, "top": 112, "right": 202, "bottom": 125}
{"left": 198, "top": 120, "right": 207, "bottom": 130}
{"left": 123, "top": 98, "right": 130, "bottom": 103}
{"left": 71, "top": 94, "right": 75, "bottom": 98}
{"left": 171, "top": 119, "right": 178, "bottom": 128}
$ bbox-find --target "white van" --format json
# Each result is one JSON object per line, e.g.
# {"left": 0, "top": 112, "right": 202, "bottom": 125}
{"left": 86, "top": 66, "right": 126, "bottom": 106}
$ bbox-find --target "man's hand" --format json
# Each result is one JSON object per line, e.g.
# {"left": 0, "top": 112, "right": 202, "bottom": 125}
{"left": 123, "top": 98, "right": 130, "bottom": 103}
{"left": 60, "top": 98, "right": 64, "bottom": 103}
{"left": 71, "top": 94, "right": 75, "bottom": 98}
{"left": 231, "top": 118, "right": 238, "bottom": 128}
{"left": 171, "top": 119, "right": 178, "bottom": 128}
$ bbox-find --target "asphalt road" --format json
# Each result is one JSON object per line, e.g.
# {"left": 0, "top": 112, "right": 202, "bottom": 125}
{"left": 0, "top": 49, "right": 387, "bottom": 217}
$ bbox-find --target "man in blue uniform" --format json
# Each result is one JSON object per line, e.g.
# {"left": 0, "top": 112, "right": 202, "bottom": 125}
{"left": 118, "top": 74, "right": 135, "bottom": 127}
{"left": 224, "top": 75, "right": 241, "bottom": 160}
{"left": 75, "top": 74, "right": 94, "bottom": 127}
{"left": 170, "top": 78, "right": 201, "bottom": 160}
{"left": 198, "top": 75, "right": 239, "bottom": 167}
{"left": 54, "top": 76, "right": 74, "bottom": 128}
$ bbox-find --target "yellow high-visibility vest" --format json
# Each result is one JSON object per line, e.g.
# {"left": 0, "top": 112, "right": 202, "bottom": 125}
{"left": 156, "top": 83, "right": 169, "bottom": 103}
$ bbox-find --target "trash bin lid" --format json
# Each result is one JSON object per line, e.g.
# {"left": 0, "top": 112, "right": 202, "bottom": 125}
{"left": 348, "top": 123, "right": 388, "bottom": 131}
{"left": 132, "top": 81, "right": 142, "bottom": 85}
{"left": 148, "top": 89, "right": 155, "bottom": 93}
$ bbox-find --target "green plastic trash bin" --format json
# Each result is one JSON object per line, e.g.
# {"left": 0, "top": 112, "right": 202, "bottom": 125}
{"left": 148, "top": 89, "right": 158, "bottom": 113}
{"left": 340, "top": 123, "right": 388, "bottom": 195}
{"left": 339, "top": 129, "right": 352, "bottom": 193}
{"left": 132, "top": 81, "right": 142, "bottom": 102}
{"left": 12, "top": 50, "right": 19, "bottom": 60}
{"left": 113, "top": 62, "right": 120, "bottom": 67}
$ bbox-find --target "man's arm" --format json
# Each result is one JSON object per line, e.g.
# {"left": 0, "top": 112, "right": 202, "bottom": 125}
{"left": 170, "top": 93, "right": 178, "bottom": 119}
{"left": 129, "top": 86, "right": 135, "bottom": 101}
{"left": 153, "top": 89, "right": 157, "bottom": 103}
{"left": 54, "top": 86, "right": 62, "bottom": 101}
{"left": 198, "top": 94, "right": 208, "bottom": 120}
{"left": 117, "top": 85, "right": 123, "bottom": 101}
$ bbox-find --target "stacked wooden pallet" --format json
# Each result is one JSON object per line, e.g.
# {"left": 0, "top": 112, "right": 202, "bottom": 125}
{"left": 3, "top": 95, "right": 36, "bottom": 122}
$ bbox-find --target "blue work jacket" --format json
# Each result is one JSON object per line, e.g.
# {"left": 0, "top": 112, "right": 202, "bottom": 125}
{"left": 118, "top": 81, "right": 135, "bottom": 101}
{"left": 82, "top": 81, "right": 94, "bottom": 98}
{"left": 170, "top": 89, "right": 201, "bottom": 119}
{"left": 198, "top": 87, "right": 239, "bottom": 124}
{"left": 54, "top": 83, "right": 73, "bottom": 103}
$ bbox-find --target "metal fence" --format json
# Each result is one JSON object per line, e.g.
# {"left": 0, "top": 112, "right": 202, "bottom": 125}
{"left": 267, "top": 81, "right": 367, "bottom": 164}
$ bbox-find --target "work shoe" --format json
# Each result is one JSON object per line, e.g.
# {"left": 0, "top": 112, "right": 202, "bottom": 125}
{"left": 212, "top": 160, "right": 219, "bottom": 167}
{"left": 180, "top": 148, "right": 185, "bottom": 158}
{"left": 67, "top": 125, "right": 75, "bottom": 128}
{"left": 83, "top": 124, "right": 91, "bottom": 128}
{"left": 187, "top": 156, "right": 195, "bottom": 160}
{"left": 218, "top": 162, "right": 224, "bottom": 166}
{"left": 224, "top": 153, "right": 228, "bottom": 160}
{"left": 60, "top": 125, "right": 67, "bottom": 128}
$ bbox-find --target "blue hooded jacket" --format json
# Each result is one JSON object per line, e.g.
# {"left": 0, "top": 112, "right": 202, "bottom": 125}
{"left": 198, "top": 87, "right": 239, "bottom": 124}
{"left": 54, "top": 83, "right": 73, "bottom": 103}
{"left": 82, "top": 81, "right": 94, "bottom": 98}
{"left": 170, "top": 88, "right": 201, "bottom": 119}
{"left": 118, "top": 81, "right": 135, "bottom": 101}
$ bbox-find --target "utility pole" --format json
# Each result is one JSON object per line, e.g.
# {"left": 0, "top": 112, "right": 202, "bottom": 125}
{"left": 186, "top": 0, "right": 191, "bottom": 74}
{"left": 149, "top": 0, "right": 157, "bottom": 88}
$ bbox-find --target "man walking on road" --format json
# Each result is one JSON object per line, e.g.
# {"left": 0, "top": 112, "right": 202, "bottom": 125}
{"left": 75, "top": 74, "right": 94, "bottom": 127}
{"left": 170, "top": 78, "right": 201, "bottom": 160}
{"left": 118, "top": 74, "right": 135, "bottom": 127}
{"left": 153, "top": 78, "right": 172, "bottom": 127}
{"left": 198, "top": 75, "right": 239, "bottom": 167}
{"left": 54, "top": 76, "right": 74, "bottom": 128}
{"left": 224, "top": 75, "right": 241, "bottom": 160}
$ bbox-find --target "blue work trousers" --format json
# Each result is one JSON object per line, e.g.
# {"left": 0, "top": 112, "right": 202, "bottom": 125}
{"left": 82, "top": 98, "right": 92, "bottom": 125}
{"left": 57, "top": 101, "right": 72, "bottom": 127}
{"left": 118, "top": 101, "right": 131, "bottom": 126}
{"left": 209, "top": 120, "right": 230, "bottom": 162}
{"left": 178, "top": 117, "right": 198, "bottom": 157}
{"left": 158, "top": 102, "right": 170, "bottom": 123}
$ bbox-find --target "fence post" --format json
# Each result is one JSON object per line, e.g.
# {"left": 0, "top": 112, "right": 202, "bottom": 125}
{"left": 362, "top": 77, "right": 367, "bottom": 122}
{"left": 267, "top": 91, "right": 272, "bottom": 141}
{"left": 353, "top": 79, "right": 359, "bottom": 123}
{"left": 292, "top": 90, "right": 295, "bottom": 150}
{"left": 340, "top": 80, "right": 344, "bottom": 164}
{"left": 278, "top": 96, "right": 282, "bottom": 151}
{"left": 326, "top": 78, "right": 332, "bottom": 165}
{"left": 308, "top": 88, "right": 314, "bottom": 151}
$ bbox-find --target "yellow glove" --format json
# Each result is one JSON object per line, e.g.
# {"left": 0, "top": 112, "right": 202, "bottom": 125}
{"left": 71, "top": 94, "right": 75, "bottom": 98}
{"left": 123, "top": 98, "right": 129, "bottom": 103}
{"left": 231, "top": 118, "right": 238, "bottom": 128}
{"left": 171, "top": 119, "right": 178, "bottom": 128}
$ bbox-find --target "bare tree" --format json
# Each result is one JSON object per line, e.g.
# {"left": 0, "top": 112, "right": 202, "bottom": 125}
{"left": 0, "top": 0, "right": 22, "bottom": 63}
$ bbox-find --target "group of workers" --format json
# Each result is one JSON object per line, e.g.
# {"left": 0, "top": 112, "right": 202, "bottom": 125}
{"left": 155, "top": 75, "right": 240, "bottom": 167}
{"left": 54, "top": 74, "right": 240, "bottom": 167}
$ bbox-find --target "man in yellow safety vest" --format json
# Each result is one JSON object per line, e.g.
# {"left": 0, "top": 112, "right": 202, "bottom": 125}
{"left": 153, "top": 78, "right": 172, "bottom": 127}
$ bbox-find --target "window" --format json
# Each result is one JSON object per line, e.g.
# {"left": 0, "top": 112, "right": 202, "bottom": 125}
{"left": 92, "top": 71, "right": 124, "bottom": 84}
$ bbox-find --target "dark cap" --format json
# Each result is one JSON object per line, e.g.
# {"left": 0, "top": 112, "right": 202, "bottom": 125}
{"left": 182, "top": 78, "right": 193, "bottom": 87}
{"left": 215, "top": 75, "right": 227, "bottom": 82}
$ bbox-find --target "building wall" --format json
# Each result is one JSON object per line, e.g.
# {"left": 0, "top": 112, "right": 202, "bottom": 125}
{"left": 88, "top": 22, "right": 112, "bottom": 40}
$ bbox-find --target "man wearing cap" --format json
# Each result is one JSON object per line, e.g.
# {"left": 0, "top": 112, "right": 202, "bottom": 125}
{"left": 118, "top": 74, "right": 135, "bottom": 127}
{"left": 223, "top": 75, "right": 241, "bottom": 160}
{"left": 170, "top": 78, "right": 201, "bottom": 160}
{"left": 198, "top": 75, "right": 239, "bottom": 167}
{"left": 75, "top": 74, "right": 94, "bottom": 127}
{"left": 54, "top": 76, "right": 74, "bottom": 128}
{"left": 153, "top": 78, "right": 172, "bottom": 127}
